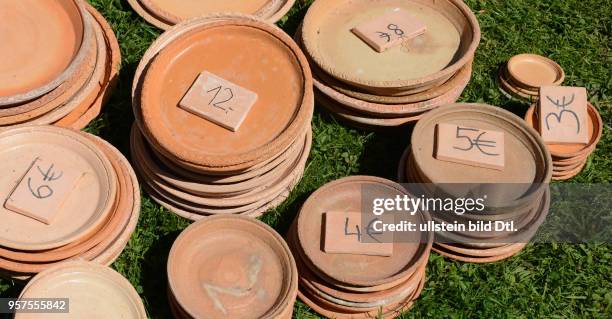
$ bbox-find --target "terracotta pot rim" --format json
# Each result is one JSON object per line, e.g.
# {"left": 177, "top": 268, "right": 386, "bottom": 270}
{"left": 301, "top": 0, "right": 480, "bottom": 90}
{"left": 507, "top": 53, "right": 565, "bottom": 90}
{"left": 167, "top": 215, "right": 298, "bottom": 318}
{"left": 0, "top": 0, "right": 93, "bottom": 107}
{"left": 139, "top": 17, "right": 313, "bottom": 169}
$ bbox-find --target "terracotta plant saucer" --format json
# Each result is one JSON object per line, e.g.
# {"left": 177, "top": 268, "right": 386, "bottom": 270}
{"left": 497, "top": 65, "right": 538, "bottom": 101}
{"left": 297, "top": 176, "right": 433, "bottom": 288}
{"left": 16, "top": 261, "right": 146, "bottom": 319}
{"left": 301, "top": 0, "right": 480, "bottom": 94}
{"left": 0, "top": 0, "right": 92, "bottom": 106}
{"left": 524, "top": 103, "right": 602, "bottom": 159}
{"left": 167, "top": 215, "right": 297, "bottom": 318}
{"left": 139, "top": 17, "right": 313, "bottom": 171}
{"left": 0, "top": 126, "right": 117, "bottom": 251}
{"left": 507, "top": 54, "right": 564, "bottom": 90}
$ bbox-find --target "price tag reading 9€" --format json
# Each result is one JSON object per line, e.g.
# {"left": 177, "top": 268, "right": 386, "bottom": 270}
{"left": 179, "top": 71, "right": 258, "bottom": 132}
{"left": 435, "top": 123, "right": 505, "bottom": 170}
{"left": 352, "top": 10, "right": 427, "bottom": 53}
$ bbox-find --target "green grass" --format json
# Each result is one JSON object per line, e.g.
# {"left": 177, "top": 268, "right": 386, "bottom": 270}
{"left": 1, "top": 0, "right": 611, "bottom": 318}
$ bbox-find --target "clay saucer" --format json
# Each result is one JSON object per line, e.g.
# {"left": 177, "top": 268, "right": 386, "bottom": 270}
{"left": 167, "top": 215, "right": 298, "bottom": 319}
{"left": 507, "top": 54, "right": 565, "bottom": 90}
{"left": 411, "top": 103, "right": 552, "bottom": 208}
{"left": 497, "top": 65, "right": 538, "bottom": 101}
{"left": 138, "top": 0, "right": 296, "bottom": 25}
{"left": 0, "top": 126, "right": 117, "bottom": 251}
{"left": 0, "top": 0, "right": 92, "bottom": 106}
{"left": 552, "top": 161, "right": 587, "bottom": 181}
{"left": 56, "top": 3, "right": 121, "bottom": 129}
{"left": 301, "top": 0, "right": 480, "bottom": 94}
{"left": 524, "top": 103, "right": 602, "bottom": 159}
{"left": 432, "top": 242, "right": 527, "bottom": 263}
{"left": 297, "top": 176, "right": 433, "bottom": 288}
{"left": 16, "top": 261, "right": 146, "bottom": 319}
{"left": 140, "top": 18, "right": 312, "bottom": 172}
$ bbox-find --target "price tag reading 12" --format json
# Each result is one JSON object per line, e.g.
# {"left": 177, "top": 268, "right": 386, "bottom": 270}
{"left": 352, "top": 10, "right": 427, "bottom": 52}
{"left": 179, "top": 71, "right": 258, "bottom": 132}
{"left": 435, "top": 123, "right": 505, "bottom": 170}
{"left": 4, "top": 157, "right": 83, "bottom": 224}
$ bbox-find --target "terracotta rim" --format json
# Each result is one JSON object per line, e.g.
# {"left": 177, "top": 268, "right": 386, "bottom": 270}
{"left": 524, "top": 103, "right": 602, "bottom": 159}
{"left": 0, "top": 0, "right": 93, "bottom": 107}
{"left": 507, "top": 53, "right": 565, "bottom": 89}
{"left": 0, "top": 125, "right": 117, "bottom": 251}
{"left": 126, "top": 0, "right": 172, "bottom": 29}
{"left": 301, "top": 0, "right": 480, "bottom": 90}
{"left": 167, "top": 215, "right": 298, "bottom": 319}
{"left": 17, "top": 261, "right": 146, "bottom": 318}
{"left": 497, "top": 65, "right": 538, "bottom": 101}
{"left": 138, "top": 17, "right": 313, "bottom": 169}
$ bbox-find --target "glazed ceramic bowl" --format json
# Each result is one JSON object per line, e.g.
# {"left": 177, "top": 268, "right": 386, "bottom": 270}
{"left": 301, "top": 0, "right": 480, "bottom": 94}
{"left": 168, "top": 215, "right": 298, "bottom": 319}
{"left": 0, "top": 0, "right": 92, "bottom": 106}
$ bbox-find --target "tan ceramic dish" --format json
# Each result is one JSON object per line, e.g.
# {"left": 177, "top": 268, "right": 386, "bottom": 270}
{"left": 16, "top": 261, "right": 146, "bottom": 319}
{"left": 0, "top": 126, "right": 117, "bottom": 251}
{"left": 507, "top": 54, "right": 565, "bottom": 90}
{"left": 168, "top": 215, "right": 298, "bottom": 319}
{"left": 301, "top": 0, "right": 480, "bottom": 94}
{"left": 139, "top": 18, "right": 313, "bottom": 171}
{"left": 432, "top": 242, "right": 527, "bottom": 263}
{"left": 524, "top": 103, "right": 602, "bottom": 159}
{"left": 0, "top": 0, "right": 92, "bottom": 106}
{"left": 297, "top": 176, "right": 433, "bottom": 288}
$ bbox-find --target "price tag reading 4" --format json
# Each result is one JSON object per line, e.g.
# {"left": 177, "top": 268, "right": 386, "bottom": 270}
{"left": 538, "top": 86, "right": 589, "bottom": 145}
{"left": 352, "top": 10, "right": 427, "bottom": 53}
{"left": 4, "top": 157, "right": 83, "bottom": 225}
{"left": 435, "top": 123, "right": 505, "bottom": 170}
{"left": 323, "top": 211, "right": 393, "bottom": 257}
{"left": 179, "top": 71, "right": 258, "bottom": 132}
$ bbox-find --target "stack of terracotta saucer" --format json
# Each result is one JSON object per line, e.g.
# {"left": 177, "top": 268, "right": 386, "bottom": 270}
{"left": 0, "top": 126, "right": 140, "bottom": 280}
{"left": 288, "top": 176, "right": 433, "bottom": 318}
{"left": 128, "top": 0, "right": 296, "bottom": 30}
{"left": 296, "top": 0, "right": 480, "bottom": 128}
{"left": 524, "top": 102, "right": 603, "bottom": 180}
{"left": 131, "top": 15, "right": 314, "bottom": 220}
{"left": 498, "top": 54, "right": 565, "bottom": 101}
{"left": 0, "top": 1, "right": 120, "bottom": 131}
{"left": 16, "top": 261, "right": 146, "bottom": 319}
{"left": 167, "top": 215, "right": 298, "bottom": 318}
{"left": 398, "top": 104, "right": 553, "bottom": 263}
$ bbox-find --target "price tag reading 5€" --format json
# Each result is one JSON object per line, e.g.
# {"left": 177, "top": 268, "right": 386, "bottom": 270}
{"left": 179, "top": 71, "right": 258, "bottom": 132}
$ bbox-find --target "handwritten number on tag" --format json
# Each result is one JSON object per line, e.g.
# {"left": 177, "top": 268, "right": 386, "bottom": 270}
{"left": 344, "top": 217, "right": 362, "bottom": 241}
{"left": 376, "top": 24, "right": 405, "bottom": 43}
{"left": 454, "top": 127, "right": 500, "bottom": 156}
{"left": 544, "top": 94, "right": 580, "bottom": 134}
{"left": 27, "top": 162, "right": 63, "bottom": 199}
{"left": 207, "top": 86, "right": 235, "bottom": 114}
{"left": 344, "top": 217, "right": 384, "bottom": 242}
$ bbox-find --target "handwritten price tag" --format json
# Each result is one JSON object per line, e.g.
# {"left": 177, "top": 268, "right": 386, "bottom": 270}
{"left": 323, "top": 211, "right": 393, "bottom": 257}
{"left": 435, "top": 123, "right": 505, "bottom": 170}
{"left": 538, "top": 86, "right": 588, "bottom": 144}
{"left": 4, "top": 157, "right": 83, "bottom": 224}
{"left": 351, "top": 10, "right": 427, "bottom": 53}
{"left": 179, "top": 71, "right": 258, "bottom": 132}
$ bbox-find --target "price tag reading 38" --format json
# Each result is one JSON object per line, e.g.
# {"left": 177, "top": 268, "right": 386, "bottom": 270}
{"left": 179, "top": 71, "right": 258, "bottom": 132}
{"left": 352, "top": 10, "right": 427, "bottom": 52}
{"left": 435, "top": 123, "right": 505, "bottom": 170}
{"left": 4, "top": 157, "right": 83, "bottom": 224}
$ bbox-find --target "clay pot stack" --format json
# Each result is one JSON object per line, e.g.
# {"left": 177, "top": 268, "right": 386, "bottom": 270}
{"left": 398, "top": 104, "right": 552, "bottom": 263}
{"left": 296, "top": 0, "right": 480, "bottom": 128}
{"left": 498, "top": 54, "right": 565, "bottom": 101}
{"left": 288, "top": 176, "right": 433, "bottom": 318}
{"left": 131, "top": 15, "right": 314, "bottom": 220}
{"left": 127, "top": 0, "right": 296, "bottom": 30}
{"left": 524, "top": 102, "right": 603, "bottom": 180}
{"left": 0, "top": 1, "right": 120, "bottom": 131}
{"left": 0, "top": 126, "right": 140, "bottom": 280}
{"left": 16, "top": 261, "right": 146, "bottom": 319}
{"left": 167, "top": 215, "right": 298, "bottom": 318}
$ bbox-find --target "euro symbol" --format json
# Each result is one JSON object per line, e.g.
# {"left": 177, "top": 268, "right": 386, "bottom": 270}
{"left": 454, "top": 127, "right": 500, "bottom": 156}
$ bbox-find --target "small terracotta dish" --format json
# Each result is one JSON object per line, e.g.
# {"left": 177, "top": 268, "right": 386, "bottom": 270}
{"left": 507, "top": 54, "right": 564, "bottom": 90}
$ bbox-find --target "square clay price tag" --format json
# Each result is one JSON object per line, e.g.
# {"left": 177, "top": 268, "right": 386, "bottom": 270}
{"left": 538, "top": 86, "right": 589, "bottom": 144}
{"left": 4, "top": 157, "right": 84, "bottom": 225}
{"left": 352, "top": 10, "right": 427, "bottom": 53}
{"left": 179, "top": 71, "right": 258, "bottom": 132}
{"left": 435, "top": 123, "right": 505, "bottom": 170}
{"left": 323, "top": 211, "right": 393, "bottom": 257}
